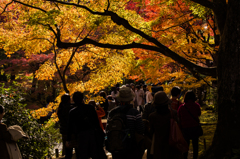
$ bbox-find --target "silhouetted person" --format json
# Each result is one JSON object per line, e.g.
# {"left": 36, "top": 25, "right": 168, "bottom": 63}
{"left": 67, "top": 92, "right": 104, "bottom": 159}
{"left": 57, "top": 94, "right": 73, "bottom": 158}
{"left": 178, "top": 90, "right": 201, "bottom": 159}
{"left": 142, "top": 86, "right": 163, "bottom": 159}
{"left": 148, "top": 91, "right": 172, "bottom": 159}
{"left": 0, "top": 105, "right": 12, "bottom": 159}
{"left": 107, "top": 87, "right": 144, "bottom": 159}
{"left": 88, "top": 100, "right": 106, "bottom": 130}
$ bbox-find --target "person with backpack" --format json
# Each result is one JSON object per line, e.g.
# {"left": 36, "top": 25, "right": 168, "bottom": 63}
{"left": 66, "top": 91, "right": 106, "bottom": 159}
{"left": 106, "top": 87, "right": 144, "bottom": 159}
{"left": 178, "top": 90, "right": 202, "bottom": 159}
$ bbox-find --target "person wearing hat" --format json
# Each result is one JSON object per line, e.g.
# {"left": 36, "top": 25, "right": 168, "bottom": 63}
{"left": 148, "top": 91, "right": 172, "bottom": 159}
{"left": 107, "top": 87, "right": 145, "bottom": 159}
{"left": 0, "top": 105, "right": 28, "bottom": 159}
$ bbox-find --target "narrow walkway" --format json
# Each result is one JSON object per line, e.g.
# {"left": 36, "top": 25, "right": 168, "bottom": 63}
{"left": 52, "top": 119, "right": 193, "bottom": 159}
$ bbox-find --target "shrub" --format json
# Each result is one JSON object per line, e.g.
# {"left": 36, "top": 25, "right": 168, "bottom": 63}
{"left": 0, "top": 83, "right": 61, "bottom": 159}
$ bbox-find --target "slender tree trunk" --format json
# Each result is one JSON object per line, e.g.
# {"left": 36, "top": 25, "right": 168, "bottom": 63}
{"left": 200, "top": 1, "right": 240, "bottom": 158}
{"left": 197, "top": 85, "right": 204, "bottom": 106}
{"left": 31, "top": 73, "right": 37, "bottom": 94}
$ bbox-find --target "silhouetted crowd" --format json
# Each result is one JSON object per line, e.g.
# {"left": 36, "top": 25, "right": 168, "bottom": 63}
{"left": 56, "top": 84, "right": 202, "bottom": 159}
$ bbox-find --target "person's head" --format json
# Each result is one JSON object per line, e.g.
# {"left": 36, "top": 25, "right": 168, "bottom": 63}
{"left": 111, "top": 87, "right": 117, "bottom": 93}
{"left": 136, "top": 85, "right": 140, "bottom": 90}
{"left": 171, "top": 86, "right": 181, "bottom": 98}
{"left": 107, "top": 95, "right": 113, "bottom": 101}
{"left": 61, "top": 94, "right": 70, "bottom": 104}
{"left": 143, "top": 85, "right": 147, "bottom": 91}
{"left": 117, "top": 87, "right": 134, "bottom": 104}
{"left": 152, "top": 91, "right": 171, "bottom": 114}
{"left": 151, "top": 86, "right": 164, "bottom": 96}
{"left": 184, "top": 90, "right": 197, "bottom": 103}
{"left": 116, "top": 83, "right": 120, "bottom": 88}
{"left": 0, "top": 105, "right": 5, "bottom": 121}
{"left": 126, "top": 84, "right": 130, "bottom": 88}
{"left": 130, "top": 83, "right": 135, "bottom": 90}
{"left": 120, "top": 85, "right": 126, "bottom": 88}
{"left": 72, "top": 91, "right": 84, "bottom": 104}
{"left": 99, "top": 91, "right": 107, "bottom": 98}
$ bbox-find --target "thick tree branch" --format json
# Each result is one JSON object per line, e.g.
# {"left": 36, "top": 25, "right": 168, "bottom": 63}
{"left": 13, "top": 0, "right": 217, "bottom": 78}
{"left": 56, "top": 36, "right": 216, "bottom": 77}
{"left": 53, "top": 44, "right": 69, "bottom": 93}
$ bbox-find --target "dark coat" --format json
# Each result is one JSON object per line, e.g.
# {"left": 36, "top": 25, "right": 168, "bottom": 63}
{"left": 149, "top": 111, "right": 171, "bottom": 159}
{"left": 142, "top": 102, "right": 155, "bottom": 120}
{"left": 57, "top": 103, "right": 74, "bottom": 134}
{"left": 0, "top": 123, "right": 12, "bottom": 159}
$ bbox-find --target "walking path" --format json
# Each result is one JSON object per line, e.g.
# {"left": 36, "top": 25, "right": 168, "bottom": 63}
{"left": 52, "top": 119, "right": 193, "bottom": 159}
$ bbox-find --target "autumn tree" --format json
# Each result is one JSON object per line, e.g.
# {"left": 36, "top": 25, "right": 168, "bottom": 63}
{"left": 127, "top": 0, "right": 217, "bottom": 105}
{"left": 0, "top": 0, "right": 240, "bottom": 158}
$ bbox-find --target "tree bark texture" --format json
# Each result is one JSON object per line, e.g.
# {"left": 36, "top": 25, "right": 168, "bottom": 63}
{"left": 200, "top": 0, "right": 240, "bottom": 158}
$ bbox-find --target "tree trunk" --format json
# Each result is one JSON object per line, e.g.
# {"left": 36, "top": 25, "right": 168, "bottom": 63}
{"left": 200, "top": 1, "right": 240, "bottom": 158}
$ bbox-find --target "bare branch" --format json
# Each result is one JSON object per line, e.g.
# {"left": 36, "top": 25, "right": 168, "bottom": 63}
{"left": 53, "top": 42, "right": 69, "bottom": 93}
{"left": 106, "top": 0, "right": 110, "bottom": 10}
{"left": 153, "top": 17, "right": 195, "bottom": 33}
{"left": 63, "top": 46, "right": 79, "bottom": 78}
{"left": 53, "top": 2, "right": 61, "bottom": 10}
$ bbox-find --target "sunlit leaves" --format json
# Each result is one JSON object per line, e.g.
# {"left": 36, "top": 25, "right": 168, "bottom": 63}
{"left": 35, "top": 60, "right": 57, "bottom": 80}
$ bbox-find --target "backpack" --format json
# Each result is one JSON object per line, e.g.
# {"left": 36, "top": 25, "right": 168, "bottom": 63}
{"left": 105, "top": 106, "right": 132, "bottom": 153}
